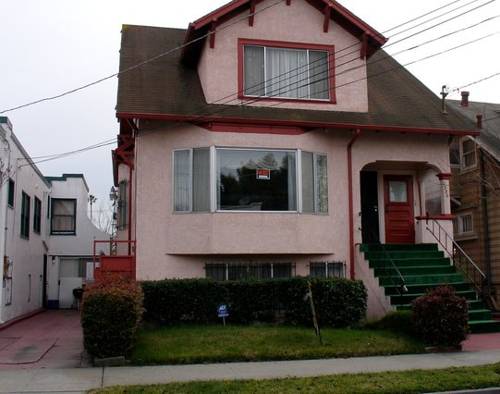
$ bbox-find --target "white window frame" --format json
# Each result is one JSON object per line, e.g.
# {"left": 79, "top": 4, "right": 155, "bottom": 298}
{"left": 172, "top": 146, "right": 328, "bottom": 215}
{"left": 460, "top": 137, "right": 477, "bottom": 171}
{"left": 454, "top": 212, "right": 474, "bottom": 236}
{"left": 243, "top": 45, "right": 331, "bottom": 102}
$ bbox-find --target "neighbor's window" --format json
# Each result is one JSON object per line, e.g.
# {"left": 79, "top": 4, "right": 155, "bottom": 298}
{"left": 33, "top": 197, "right": 42, "bottom": 234}
{"left": 217, "top": 149, "right": 296, "bottom": 211}
{"left": 8, "top": 179, "right": 15, "bottom": 208}
{"left": 20, "top": 192, "right": 30, "bottom": 239}
{"left": 301, "top": 152, "right": 328, "bottom": 213}
{"left": 205, "top": 262, "right": 293, "bottom": 281}
{"left": 243, "top": 43, "right": 331, "bottom": 100}
{"left": 461, "top": 138, "right": 476, "bottom": 169}
{"left": 309, "top": 261, "right": 346, "bottom": 278}
{"left": 51, "top": 198, "right": 76, "bottom": 235}
{"left": 449, "top": 138, "right": 460, "bottom": 167}
{"left": 454, "top": 213, "right": 474, "bottom": 235}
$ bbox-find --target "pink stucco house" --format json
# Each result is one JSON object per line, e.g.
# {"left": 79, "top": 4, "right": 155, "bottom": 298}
{"left": 107, "top": 0, "right": 500, "bottom": 328}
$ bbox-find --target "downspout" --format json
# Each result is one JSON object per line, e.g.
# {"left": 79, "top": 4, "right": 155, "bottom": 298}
{"left": 128, "top": 164, "right": 133, "bottom": 255}
{"left": 348, "top": 129, "right": 362, "bottom": 279}
{"left": 479, "top": 149, "right": 492, "bottom": 296}
{"left": 0, "top": 128, "right": 11, "bottom": 323}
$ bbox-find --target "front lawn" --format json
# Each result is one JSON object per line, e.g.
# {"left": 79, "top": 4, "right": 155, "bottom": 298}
{"left": 131, "top": 325, "right": 424, "bottom": 365}
{"left": 92, "top": 363, "right": 500, "bottom": 394}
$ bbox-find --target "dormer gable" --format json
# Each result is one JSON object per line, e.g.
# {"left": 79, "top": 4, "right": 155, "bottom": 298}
{"left": 181, "top": 0, "right": 387, "bottom": 66}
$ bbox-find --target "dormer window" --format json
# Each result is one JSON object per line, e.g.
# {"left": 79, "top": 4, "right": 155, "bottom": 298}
{"left": 238, "top": 39, "right": 335, "bottom": 103}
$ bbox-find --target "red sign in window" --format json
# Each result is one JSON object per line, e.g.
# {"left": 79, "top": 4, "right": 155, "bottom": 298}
{"left": 256, "top": 168, "right": 271, "bottom": 180}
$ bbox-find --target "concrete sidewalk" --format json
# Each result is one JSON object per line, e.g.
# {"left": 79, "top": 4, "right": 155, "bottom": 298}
{"left": 1, "top": 349, "right": 500, "bottom": 393}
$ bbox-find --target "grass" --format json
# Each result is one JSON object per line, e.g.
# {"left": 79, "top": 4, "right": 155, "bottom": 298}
{"left": 91, "top": 363, "right": 500, "bottom": 393}
{"left": 130, "top": 324, "right": 424, "bottom": 365}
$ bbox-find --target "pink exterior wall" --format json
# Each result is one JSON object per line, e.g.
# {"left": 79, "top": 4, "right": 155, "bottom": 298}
{"left": 130, "top": 123, "right": 451, "bottom": 281}
{"left": 133, "top": 123, "right": 349, "bottom": 279}
{"left": 197, "top": 0, "right": 368, "bottom": 112}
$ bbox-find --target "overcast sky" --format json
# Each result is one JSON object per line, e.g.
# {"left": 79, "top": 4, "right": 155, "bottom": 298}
{"left": 1, "top": 0, "right": 499, "bottom": 215}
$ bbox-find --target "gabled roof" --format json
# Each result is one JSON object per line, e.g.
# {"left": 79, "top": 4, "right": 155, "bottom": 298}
{"left": 448, "top": 100, "right": 500, "bottom": 159}
{"left": 181, "top": 0, "right": 387, "bottom": 65}
{"left": 116, "top": 25, "right": 476, "bottom": 135}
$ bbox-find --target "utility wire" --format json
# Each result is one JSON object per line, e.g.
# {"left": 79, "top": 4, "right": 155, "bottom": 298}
{"left": 452, "top": 71, "right": 500, "bottom": 92}
{"left": 0, "top": 0, "right": 482, "bottom": 115}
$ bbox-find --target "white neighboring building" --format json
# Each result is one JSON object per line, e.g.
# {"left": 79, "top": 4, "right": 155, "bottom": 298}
{"left": 0, "top": 117, "right": 51, "bottom": 324}
{"left": 45, "top": 174, "right": 109, "bottom": 309}
{"left": 0, "top": 117, "right": 109, "bottom": 325}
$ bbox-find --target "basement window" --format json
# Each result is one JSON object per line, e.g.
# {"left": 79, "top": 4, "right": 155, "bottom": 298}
{"left": 205, "top": 262, "right": 294, "bottom": 281}
{"left": 309, "top": 261, "right": 346, "bottom": 278}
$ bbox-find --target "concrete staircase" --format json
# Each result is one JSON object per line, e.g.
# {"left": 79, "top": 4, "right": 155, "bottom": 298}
{"left": 361, "top": 243, "right": 500, "bottom": 334}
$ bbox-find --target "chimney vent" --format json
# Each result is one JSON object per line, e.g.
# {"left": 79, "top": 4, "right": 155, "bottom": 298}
{"left": 476, "top": 114, "right": 483, "bottom": 129}
{"left": 461, "top": 91, "right": 470, "bottom": 107}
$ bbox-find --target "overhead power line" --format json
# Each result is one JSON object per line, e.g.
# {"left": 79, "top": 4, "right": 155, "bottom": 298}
{"left": 0, "top": 0, "right": 488, "bottom": 115}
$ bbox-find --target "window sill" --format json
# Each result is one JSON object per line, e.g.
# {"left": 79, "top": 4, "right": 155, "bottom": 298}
{"left": 238, "top": 94, "right": 335, "bottom": 105}
{"left": 50, "top": 232, "right": 76, "bottom": 236}
{"left": 455, "top": 233, "right": 478, "bottom": 241}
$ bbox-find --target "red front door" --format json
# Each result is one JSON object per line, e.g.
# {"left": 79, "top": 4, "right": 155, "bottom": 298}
{"left": 384, "top": 175, "right": 415, "bottom": 244}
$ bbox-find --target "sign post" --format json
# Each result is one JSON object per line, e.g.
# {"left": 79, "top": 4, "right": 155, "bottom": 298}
{"left": 217, "top": 304, "right": 229, "bottom": 326}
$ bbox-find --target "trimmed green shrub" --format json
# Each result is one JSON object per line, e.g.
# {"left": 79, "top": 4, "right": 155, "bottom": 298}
{"left": 81, "top": 275, "right": 144, "bottom": 358}
{"left": 412, "top": 286, "right": 468, "bottom": 347}
{"left": 365, "top": 311, "right": 414, "bottom": 336}
{"left": 141, "top": 277, "right": 367, "bottom": 328}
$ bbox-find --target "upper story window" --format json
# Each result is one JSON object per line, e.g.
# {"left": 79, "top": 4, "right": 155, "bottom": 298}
{"left": 20, "top": 192, "right": 30, "bottom": 239}
{"left": 33, "top": 197, "right": 42, "bottom": 234}
{"left": 239, "top": 39, "right": 335, "bottom": 103}
{"left": 51, "top": 198, "right": 76, "bottom": 235}
{"left": 461, "top": 138, "right": 476, "bottom": 170}
{"left": 173, "top": 147, "right": 328, "bottom": 214}
{"left": 8, "top": 179, "right": 15, "bottom": 208}
{"left": 454, "top": 212, "right": 474, "bottom": 236}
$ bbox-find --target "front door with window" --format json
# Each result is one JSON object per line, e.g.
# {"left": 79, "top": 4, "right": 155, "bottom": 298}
{"left": 384, "top": 176, "right": 415, "bottom": 244}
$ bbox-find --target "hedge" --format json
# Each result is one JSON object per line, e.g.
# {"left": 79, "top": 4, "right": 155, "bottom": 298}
{"left": 412, "top": 286, "right": 468, "bottom": 347}
{"left": 141, "top": 277, "right": 367, "bottom": 328}
{"left": 81, "top": 275, "right": 144, "bottom": 359}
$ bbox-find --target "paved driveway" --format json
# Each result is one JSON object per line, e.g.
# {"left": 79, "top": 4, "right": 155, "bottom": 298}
{"left": 0, "top": 310, "right": 85, "bottom": 369}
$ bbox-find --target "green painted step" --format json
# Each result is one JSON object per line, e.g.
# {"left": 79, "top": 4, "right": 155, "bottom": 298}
{"left": 384, "top": 282, "right": 472, "bottom": 296}
{"left": 396, "top": 299, "right": 487, "bottom": 311}
{"left": 390, "top": 290, "right": 478, "bottom": 305}
{"left": 360, "top": 244, "right": 438, "bottom": 252}
{"left": 469, "top": 309, "right": 495, "bottom": 321}
{"left": 378, "top": 273, "right": 465, "bottom": 286}
{"left": 369, "top": 257, "right": 451, "bottom": 268}
{"left": 374, "top": 265, "right": 456, "bottom": 277}
{"left": 365, "top": 250, "right": 445, "bottom": 260}
{"left": 469, "top": 320, "right": 500, "bottom": 334}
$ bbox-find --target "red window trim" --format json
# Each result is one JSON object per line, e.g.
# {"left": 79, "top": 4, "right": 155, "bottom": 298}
{"left": 237, "top": 38, "right": 336, "bottom": 105}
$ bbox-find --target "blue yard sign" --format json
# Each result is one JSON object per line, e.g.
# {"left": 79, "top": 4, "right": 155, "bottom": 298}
{"left": 218, "top": 304, "right": 229, "bottom": 325}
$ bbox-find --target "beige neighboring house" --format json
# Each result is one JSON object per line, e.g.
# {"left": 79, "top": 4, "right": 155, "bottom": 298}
{"left": 108, "top": 0, "right": 500, "bottom": 330}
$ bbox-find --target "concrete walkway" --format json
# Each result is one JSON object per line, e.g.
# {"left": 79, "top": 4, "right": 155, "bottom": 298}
{"left": 0, "top": 349, "right": 499, "bottom": 393}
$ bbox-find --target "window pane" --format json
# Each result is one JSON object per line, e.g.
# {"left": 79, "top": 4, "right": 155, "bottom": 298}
{"left": 51, "top": 199, "right": 76, "bottom": 233}
{"left": 206, "top": 264, "right": 226, "bottom": 281}
{"left": 217, "top": 149, "right": 296, "bottom": 211}
{"left": 464, "top": 152, "right": 476, "bottom": 168}
{"left": 273, "top": 263, "right": 292, "bottom": 278}
{"left": 389, "top": 181, "right": 407, "bottom": 202}
{"left": 315, "top": 154, "right": 328, "bottom": 213}
{"left": 8, "top": 179, "right": 14, "bottom": 207}
{"left": 301, "top": 151, "right": 314, "bottom": 213}
{"left": 327, "top": 262, "right": 345, "bottom": 278}
{"left": 266, "top": 48, "right": 308, "bottom": 98}
{"left": 174, "top": 150, "right": 191, "bottom": 212}
{"left": 53, "top": 199, "right": 75, "bottom": 215}
{"left": 462, "top": 215, "right": 473, "bottom": 233}
{"left": 309, "top": 51, "right": 329, "bottom": 99}
{"left": 244, "top": 46, "right": 265, "bottom": 96}
{"left": 309, "top": 263, "right": 326, "bottom": 278}
{"left": 193, "top": 148, "right": 210, "bottom": 212}
{"left": 450, "top": 138, "right": 460, "bottom": 165}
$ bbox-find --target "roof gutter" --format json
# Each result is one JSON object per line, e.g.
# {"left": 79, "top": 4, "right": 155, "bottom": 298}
{"left": 116, "top": 112, "right": 479, "bottom": 137}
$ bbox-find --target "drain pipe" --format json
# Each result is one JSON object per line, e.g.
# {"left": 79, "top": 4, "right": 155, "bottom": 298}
{"left": 479, "top": 149, "right": 492, "bottom": 296}
{"left": 347, "top": 129, "right": 362, "bottom": 279}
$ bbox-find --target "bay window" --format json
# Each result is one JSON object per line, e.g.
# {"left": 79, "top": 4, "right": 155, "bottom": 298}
{"left": 240, "top": 39, "right": 334, "bottom": 102}
{"left": 173, "top": 147, "right": 328, "bottom": 214}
